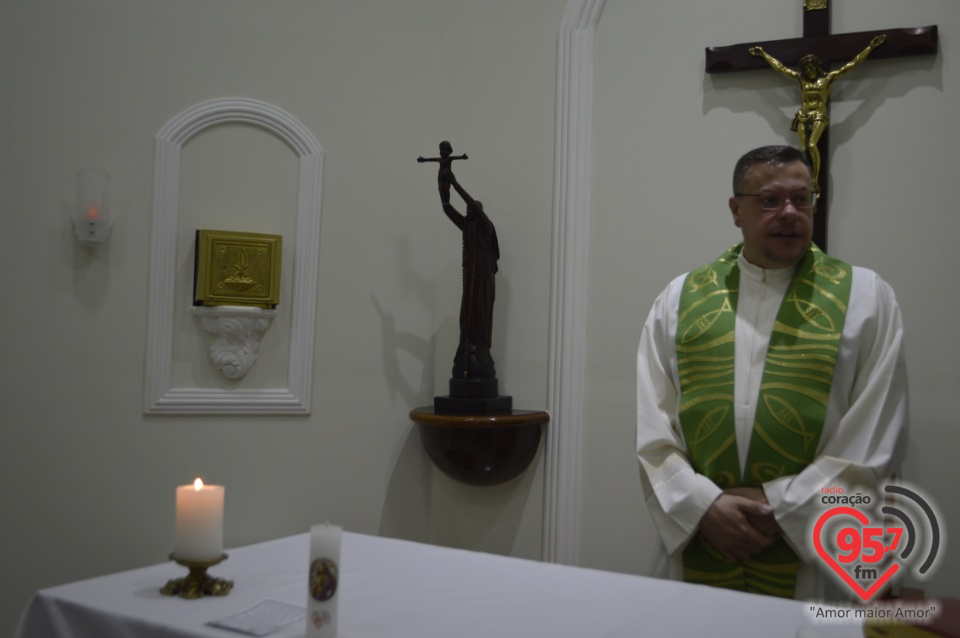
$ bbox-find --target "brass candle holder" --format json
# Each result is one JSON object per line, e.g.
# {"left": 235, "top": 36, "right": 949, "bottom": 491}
{"left": 160, "top": 553, "right": 233, "bottom": 599}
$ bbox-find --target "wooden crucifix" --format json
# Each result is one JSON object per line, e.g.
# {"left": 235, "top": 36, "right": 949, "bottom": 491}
{"left": 706, "top": 1, "right": 937, "bottom": 251}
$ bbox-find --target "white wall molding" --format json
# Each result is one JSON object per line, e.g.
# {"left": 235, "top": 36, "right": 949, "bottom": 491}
{"left": 144, "top": 98, "right": 323, "bottom": 415}
{"left": 543, "top": 0, "right": 606, "bottom": 564}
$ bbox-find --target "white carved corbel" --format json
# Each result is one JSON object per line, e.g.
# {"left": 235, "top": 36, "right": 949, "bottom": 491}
{"left": 192, "top": 306, "right": 276, "bottom": 379}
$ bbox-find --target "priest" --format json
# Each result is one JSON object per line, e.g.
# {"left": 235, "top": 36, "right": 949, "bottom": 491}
{"left": 635, "top": 145, "right": 909, "bottom": 600}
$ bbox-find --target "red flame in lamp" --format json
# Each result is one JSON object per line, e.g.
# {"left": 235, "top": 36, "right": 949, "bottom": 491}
{"left": 74, "top": 168, "right": 112, "bottom": 246}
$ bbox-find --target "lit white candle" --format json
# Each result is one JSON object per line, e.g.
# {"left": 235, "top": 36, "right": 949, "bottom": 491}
{"left": 307, "top": 523, "right": 341, "bottom": 637}
{"left": 175, "top": 478, "right": 224, "bottom": 561}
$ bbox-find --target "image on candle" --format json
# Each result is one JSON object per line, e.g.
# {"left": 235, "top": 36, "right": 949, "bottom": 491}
{"left": 309, "top": 559, "right": 338, "bottom": 601}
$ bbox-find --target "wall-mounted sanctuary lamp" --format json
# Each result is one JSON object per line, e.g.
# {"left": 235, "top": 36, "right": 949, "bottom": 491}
{"left": 74, "top": 168, "right": 112, "bottom": 246}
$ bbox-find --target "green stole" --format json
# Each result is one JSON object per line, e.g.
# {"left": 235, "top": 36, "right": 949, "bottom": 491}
{"left": 676, "top": 243, "right": 851, "bottom": 598}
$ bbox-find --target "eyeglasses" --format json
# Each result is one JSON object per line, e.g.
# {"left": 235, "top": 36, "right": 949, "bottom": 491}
{"left": 734, "top": 190, "right": 818, "bottom": 211}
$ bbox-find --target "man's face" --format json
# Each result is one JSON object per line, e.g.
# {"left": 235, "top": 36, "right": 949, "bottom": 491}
{"left": 729, "top": 160, "right": 814, "bottom": 269}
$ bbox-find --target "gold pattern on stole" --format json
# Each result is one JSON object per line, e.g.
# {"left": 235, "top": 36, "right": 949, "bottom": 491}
{"left": 688, "top": 267, "right": 719, "bottom": 293}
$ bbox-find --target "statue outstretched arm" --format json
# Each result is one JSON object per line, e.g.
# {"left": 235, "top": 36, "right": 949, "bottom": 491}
{"left": 828, "top": 34, "right": 886, "bottom": 81}
{"left": 750, "top": 46, "right": 799, "bottom": 80}
{"left": 417, "top": 153, "right": 468, "bottom": 163}
{"left": 450, "top": 175, "right": 480, "bottom": 211}
{"left": 443, "top": 202, "right": 465, "bottom": 230}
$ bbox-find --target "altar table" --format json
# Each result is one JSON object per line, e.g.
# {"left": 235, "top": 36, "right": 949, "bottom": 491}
{"left": 15, "top": 532, "right": 863, "bottom": 638}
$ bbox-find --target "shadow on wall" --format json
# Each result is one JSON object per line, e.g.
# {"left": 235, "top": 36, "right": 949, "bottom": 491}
{"left": 371, "top": 294, "right": 436, "bottom": 408}
{"left": 378, "top": 423, "right": 542, "bottom": 556}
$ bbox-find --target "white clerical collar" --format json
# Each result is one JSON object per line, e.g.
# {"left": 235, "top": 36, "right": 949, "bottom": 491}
{"left": 737, "top": 250, "right": 797, "bottom": 284}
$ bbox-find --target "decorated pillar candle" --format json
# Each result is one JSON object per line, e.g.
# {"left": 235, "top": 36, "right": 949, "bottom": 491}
{"left": 307, "top": 523, "right": 341, "bottom": 637}
{"left": 175, "top": 479, "right": 224, "bottom": 561}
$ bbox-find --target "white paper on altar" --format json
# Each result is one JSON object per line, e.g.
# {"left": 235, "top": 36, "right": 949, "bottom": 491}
{"left": 207, "top": 599, "right": 306, "bottom": 636}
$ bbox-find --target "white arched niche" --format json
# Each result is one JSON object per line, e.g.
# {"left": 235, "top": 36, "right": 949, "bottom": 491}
{"left": 144, "top": 98, "right": 323, "bottom": 414}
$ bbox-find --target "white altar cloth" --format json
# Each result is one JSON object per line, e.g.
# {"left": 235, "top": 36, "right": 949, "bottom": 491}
{"left": 15, "top": 532, "right": 862, "bottom": 638}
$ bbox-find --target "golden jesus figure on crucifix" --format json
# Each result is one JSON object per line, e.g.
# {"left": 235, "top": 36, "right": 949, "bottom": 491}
{"left": 750, "top": 34, "right": 886, "bottom": 191}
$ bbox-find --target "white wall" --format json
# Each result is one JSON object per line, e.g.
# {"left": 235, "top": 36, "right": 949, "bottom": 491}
{"left": 582, "top": 0, "right": 960, "bottom": 602}
{"left": 0, "top": 1, "right": 562, "bottom": 634}
{"left": 3, "top": 1, "right": 959, "bottom": 634}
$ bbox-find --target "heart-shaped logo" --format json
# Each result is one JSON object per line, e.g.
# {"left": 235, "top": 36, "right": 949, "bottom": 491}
{"left": 813, "top": 506, "right": 899, "bottom": 602}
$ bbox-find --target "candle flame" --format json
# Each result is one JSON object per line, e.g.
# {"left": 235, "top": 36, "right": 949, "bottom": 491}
{"left": 194, "top": 478, "right": 204, "bottom": 491}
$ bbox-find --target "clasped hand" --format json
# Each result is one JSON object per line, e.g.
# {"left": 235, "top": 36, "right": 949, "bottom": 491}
{"left": 698, "top": 487, "right": 780, "bottom": 562}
